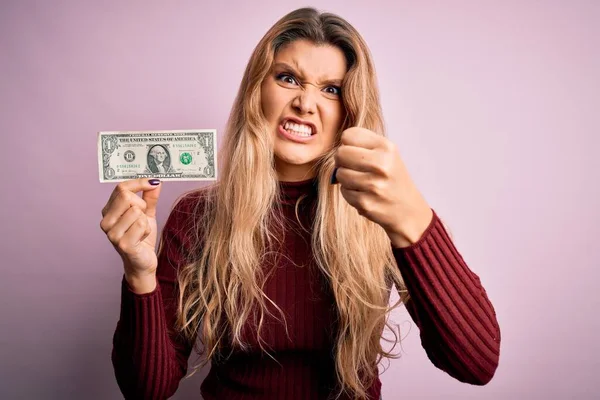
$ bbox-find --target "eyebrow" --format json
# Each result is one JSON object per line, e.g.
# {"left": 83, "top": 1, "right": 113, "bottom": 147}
{"left": 272, "top": 62, "right": 343, "bottom": 86}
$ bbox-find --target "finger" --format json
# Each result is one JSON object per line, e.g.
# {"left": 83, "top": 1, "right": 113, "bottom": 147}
{"left": 102, "top": 178, "right": 159, "bottom": 217}
{"left": 334, "top": 145, "right": 379, "bottom": 173}
{"left": 142, "top": 180, "right": 162, "bottom": 218}
{"left": 340, "top": 186, "right": 364, "bottom": 210}
{"left": 105, "top": 206, "right": 145, "bottom": 245}
{"left": 120, "top": 215, "right": 150, "bottom": 251}
{"left": 100, "top": 190, "right": 147, "bottom": 232}
{"left": 340, "top": 127, "right": 383, "bottom": 149}
{"left": 335, "top": 167, "right": 373, "bottom": 191}
{"left": 138, "top": 217, "right": 153, "bottom": 243}
{"left": 117, "top": 178, "right": 162, "bottom": 194}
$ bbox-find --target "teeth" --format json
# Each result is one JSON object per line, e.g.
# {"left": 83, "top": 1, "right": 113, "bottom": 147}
{"left": 283, "top": 121, "right": 313, "bottom": 136}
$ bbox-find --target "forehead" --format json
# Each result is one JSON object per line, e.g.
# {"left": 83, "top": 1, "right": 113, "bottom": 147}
{"left": 274, "top": 39, "right": 347, "bottom": 81}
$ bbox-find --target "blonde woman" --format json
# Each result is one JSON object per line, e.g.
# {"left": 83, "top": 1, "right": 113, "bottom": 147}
{"left": 101, "top": 7, "right": 501, "bottom": 400}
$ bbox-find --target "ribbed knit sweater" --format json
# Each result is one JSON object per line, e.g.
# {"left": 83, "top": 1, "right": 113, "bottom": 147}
{"left": 111, "top": 178, "right": 501, "bottom": 399}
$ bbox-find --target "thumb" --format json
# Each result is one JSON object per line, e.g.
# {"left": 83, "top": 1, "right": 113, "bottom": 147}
{"left": 142, "top": 179, "right": 162, "bottom": 218}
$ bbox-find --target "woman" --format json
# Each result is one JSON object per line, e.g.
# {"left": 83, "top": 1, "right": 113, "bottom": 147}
{"left": 101, "top": 7, "right": 500, "bottom": 400}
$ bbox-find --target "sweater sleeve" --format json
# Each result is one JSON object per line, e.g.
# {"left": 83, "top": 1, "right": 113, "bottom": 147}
{"left": 392, "top": 209, "right": 501, "bottom": 385}
{"left": 111, "top": 194, "right": 199, "bottom": 399}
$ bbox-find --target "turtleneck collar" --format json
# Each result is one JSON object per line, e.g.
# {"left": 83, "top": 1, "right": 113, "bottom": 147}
{"left": 278, "top": 177, "right": 319, "bottom": 205}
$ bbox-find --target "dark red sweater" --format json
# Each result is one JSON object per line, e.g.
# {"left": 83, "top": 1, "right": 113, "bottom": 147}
{"left": 112, "top": 178, "right": 500, "bottom": 399}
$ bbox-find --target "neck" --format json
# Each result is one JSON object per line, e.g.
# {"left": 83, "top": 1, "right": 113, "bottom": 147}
{"left": 275, "top": 160, "right": 317, "bottom": 182}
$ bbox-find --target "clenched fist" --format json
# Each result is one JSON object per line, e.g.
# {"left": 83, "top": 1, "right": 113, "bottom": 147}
{"left": 332, "top": 127, "right": 433, "bottom": 247}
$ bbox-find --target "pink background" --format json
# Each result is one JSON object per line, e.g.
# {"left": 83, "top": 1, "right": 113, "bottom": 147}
{"left": 1, "top": 0, "right": 598, "bottom": 398}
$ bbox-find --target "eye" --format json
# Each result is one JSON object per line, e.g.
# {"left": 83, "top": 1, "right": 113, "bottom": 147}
{"left": 323, "top": 86, "right": 342, "bottom": 96}
{"left": 276, "top": 73, "right": 298, "bottom": 86}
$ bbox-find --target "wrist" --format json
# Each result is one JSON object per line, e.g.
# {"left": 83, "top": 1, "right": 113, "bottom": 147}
{"left": 386, "top": 206, "right": 434, "bottom": 248}
{"left": 124, "top": 271, "right": 157, "bottom": 294}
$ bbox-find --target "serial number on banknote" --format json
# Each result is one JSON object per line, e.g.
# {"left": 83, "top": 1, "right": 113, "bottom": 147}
{"left": 97, "top": 130, "right": 218, "bottom": 182}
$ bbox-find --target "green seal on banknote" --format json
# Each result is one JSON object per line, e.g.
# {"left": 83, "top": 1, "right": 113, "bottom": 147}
{"left": 180, "top": 152, "right": 192, "bottom": 165}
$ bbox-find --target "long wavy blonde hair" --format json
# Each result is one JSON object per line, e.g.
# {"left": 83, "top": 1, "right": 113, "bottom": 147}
{"left": 174, "top": 7, "right": 410, "bottom": 399}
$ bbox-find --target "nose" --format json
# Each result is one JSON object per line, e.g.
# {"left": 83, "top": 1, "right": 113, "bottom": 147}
{"left": 292, "top": 87, "right": 317, "bottom": 115}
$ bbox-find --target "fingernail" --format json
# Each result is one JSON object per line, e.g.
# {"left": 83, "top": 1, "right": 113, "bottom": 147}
{"left": 149, "top": 179, "right": 161, "bottom": 186}
{"left": 330, "top": 168, "right": 338, "bottom": 185}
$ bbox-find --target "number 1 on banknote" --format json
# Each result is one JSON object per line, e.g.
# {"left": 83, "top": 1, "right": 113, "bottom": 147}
{"left": 97, "top": 129, "right": 218, "bottom": 183}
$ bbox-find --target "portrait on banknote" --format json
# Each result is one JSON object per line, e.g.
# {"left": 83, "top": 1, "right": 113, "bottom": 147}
{"left": 146, "top": 145, "right": 172, "bottom": 174}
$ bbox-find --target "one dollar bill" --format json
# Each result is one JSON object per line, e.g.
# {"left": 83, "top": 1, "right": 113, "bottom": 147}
{"left": 98, "top": 129, "right": 218, "bottom": 183}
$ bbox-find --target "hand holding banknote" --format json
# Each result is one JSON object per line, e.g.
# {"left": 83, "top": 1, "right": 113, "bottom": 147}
{"left": 100, "top": 178, "right": 162, "bottom": 294}
{"left": 98, "top": 129, "right": 217, "bottom": 292}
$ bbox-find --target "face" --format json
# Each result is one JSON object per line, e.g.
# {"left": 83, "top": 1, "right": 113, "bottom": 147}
{"left": 261, "top": 39, "right": 346, "bottom": 181}
{"left": 150, "top": 146, "right": 167, "bottom": 163}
